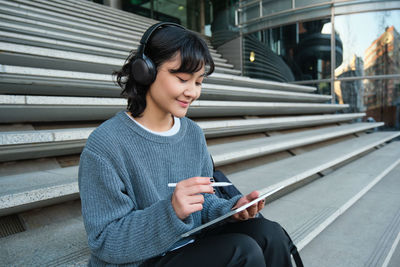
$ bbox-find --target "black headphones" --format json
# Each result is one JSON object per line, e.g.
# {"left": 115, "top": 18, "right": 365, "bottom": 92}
{"left": 131, "top": 22, "right": 186, "bottom": 85}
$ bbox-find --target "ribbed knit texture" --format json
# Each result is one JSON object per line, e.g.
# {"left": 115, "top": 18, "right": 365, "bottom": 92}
{"left": 78, "top": 111, "right": 242, "bottom": 266}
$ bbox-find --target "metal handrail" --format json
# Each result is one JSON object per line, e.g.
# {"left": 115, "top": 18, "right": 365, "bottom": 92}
{"left": 291, "top": 74, "right": 400, "bottom": 85}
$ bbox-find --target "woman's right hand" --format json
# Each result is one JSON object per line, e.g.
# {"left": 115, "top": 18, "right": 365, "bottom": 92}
{"left": 171, "top": 177, "right": 214, "bottom": 220}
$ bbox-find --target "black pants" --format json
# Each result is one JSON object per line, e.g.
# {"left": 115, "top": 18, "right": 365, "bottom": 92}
{"left": 141, "top": 218, "right": 293, "bottom": 267}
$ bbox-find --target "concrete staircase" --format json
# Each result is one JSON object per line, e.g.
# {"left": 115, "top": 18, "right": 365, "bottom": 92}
{"left": 0, "top": 0, "right": 399, "bottom": 266}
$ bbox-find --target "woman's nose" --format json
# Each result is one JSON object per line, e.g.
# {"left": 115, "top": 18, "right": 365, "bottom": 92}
{"left": 184, "top": 84, "right": 199, "bottom": 98}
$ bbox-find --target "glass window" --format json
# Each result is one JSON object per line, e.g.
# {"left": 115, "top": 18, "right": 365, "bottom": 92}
{"left": 243, "top": 31, "right": 297, "bottom": 83}
{"left": 295, "top": 0, "right": 331, "bottom": 8}
{"left": 334, "top": 10, "right": 400, "bottom": 79}
{"left": 262, "top": 0, "right": 292, "bottom": 16}
{"left": 121, "top": 0, "right": 205, "bottom": 31}
{"left": 239, "top": 0, "right": 292, "bottom": 24}
{"left": 240, "top": 0, "right": 257, "bottom": 5}
{"left": 240, "top": 2, "right": 260, "bottom": 24}
{"left": 335, "top": 78, "right": 400, "bottom": 129}
{"left": 122, "top": 0, "right": 182, "bottom": 25}
{"left": 243, "top": 18, "right": 332, "bottom": 82}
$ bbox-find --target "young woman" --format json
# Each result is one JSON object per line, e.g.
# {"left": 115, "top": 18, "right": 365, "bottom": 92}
{"left": 78, "top": 22, "right": 293, "bottom": 267}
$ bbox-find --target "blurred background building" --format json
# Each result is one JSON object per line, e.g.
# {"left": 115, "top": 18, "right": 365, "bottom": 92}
{"left": 95, "top": 0, "right": 399, "bottom": 128}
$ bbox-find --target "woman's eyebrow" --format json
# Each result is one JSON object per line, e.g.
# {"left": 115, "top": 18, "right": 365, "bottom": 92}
{"left": 169, "top": 69, "right": 206, "bottom": 78}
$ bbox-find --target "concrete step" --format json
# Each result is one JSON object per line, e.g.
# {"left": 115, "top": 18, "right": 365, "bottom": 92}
{"left": 0, "top": 3, "right": 226, "bottom": 62}
{"left": 0, "top": 126, "right": 389, "bottom": 216}
{"left": 1, "top": 0, "right": 221, "bottom": 58}
{"left": 0, "top": 214, "right": 89, "bottom": 266}
{"left": 209, "top": 122, "right": 383, "bottom": 166}
{"left": 299, "top": 157, "right": 400, "bottom": 267}
{"left": 0, "top": 113, "right": 366, "bottom": 162}
{"left": 0, "top": 95, "right": 348, "bottom": 123}
{"left": 63, "top": 0, "right": 158, "bottom": 25}
{"left": 0, "top": 27, "right": 230, "bottom": 66}
{"left": 0, "top": 11, "right": 139, "bottom": 48}
{"left": 201, "top": 83, "right": 330, "bottom": 103}
{"left": 262, "top": 141, "right": 400, "bottom": 250}
{"left": 5, "top": 0, "right": 148, "bottom": 35}
{"left": 0, "top": 65, "right": 119, "bottom": 97}
{"left": 0, "top": 5, "right": 140, "bottom": 47}
{"left": 0, "top": 42, "right": 238, "bottom": 75}
{"left": 388, "top": 242, "right": 400, "bottom": 267}
{"left": 1, "top": 139, "right": 399, "bottom": 266}
{"left": 228, "top": 131, "right": 400, "bottom": 195}
{"left": 36, "top": 0, "right": 222, "bottom": 54}
{"left": 0, "top": 65, "right": 313, "bottom": 96}
{"left": 29, "top": 0, "right": 219, "bottom": 54}
{"left": 0, "top": 66, "right": 324, "bottom": 102}
{"left": 0, "top": 30, "right": 129, "bottom": 58}
{"left": 0, "top": 127, "right": 92, "bottom": 162}
{"left": 56, "top": 0, "right": 219, "bottom": 59}
{"left": 30, "top": 0, "right": 152, "bottom": 29}
{"left": 208, "top": 73, "right": 317, "bottom": 93}
{"left": 0, "top": 5, "right": 139, "bottom": 48}
{"left": 198, "top": 113, "right": 365, "bottom": 137}
{"left": 0, "top": 166, "right": 79, "bottom": 216}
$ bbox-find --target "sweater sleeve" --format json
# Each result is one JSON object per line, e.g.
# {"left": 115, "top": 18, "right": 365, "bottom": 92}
{"left": 78, "top": 148, "right": 194, "bottom": 264}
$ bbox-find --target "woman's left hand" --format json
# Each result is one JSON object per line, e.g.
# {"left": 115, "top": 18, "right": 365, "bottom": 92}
{"left": 231, "top": 191, "right": 265, "bottom": 221}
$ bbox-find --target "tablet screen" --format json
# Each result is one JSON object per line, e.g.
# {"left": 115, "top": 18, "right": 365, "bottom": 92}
{"left": 181, "top": 185, "right": 284, "bottom": 238}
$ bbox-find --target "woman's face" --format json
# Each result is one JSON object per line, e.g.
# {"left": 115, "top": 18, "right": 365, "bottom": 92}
{"left": 145, "top": 53, "right": 205, "bottom": 118}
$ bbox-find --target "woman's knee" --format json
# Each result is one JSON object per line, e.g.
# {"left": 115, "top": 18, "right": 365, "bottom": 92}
{"left": 241, "top": 218, "right": 290, "bottom": 250}
{"left": 265, "top": 219, "right": 288, "bottom": 240}
{"left": 258, "top": 219, "right": 292, "bottom": 253}
{"left": 225, "top": 234, "right": 265, "bottom": 267}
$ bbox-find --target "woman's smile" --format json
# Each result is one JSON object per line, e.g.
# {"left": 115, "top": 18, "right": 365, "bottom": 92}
{"left": 177, "top": 99, "right": 190, "bottom": 108}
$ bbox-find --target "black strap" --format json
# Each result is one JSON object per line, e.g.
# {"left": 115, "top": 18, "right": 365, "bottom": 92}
{"left": 281, "top": 227, "right": 304, "bottom": 267}
{"left": 210, "top": 154, "right": 216, "bottom": 173}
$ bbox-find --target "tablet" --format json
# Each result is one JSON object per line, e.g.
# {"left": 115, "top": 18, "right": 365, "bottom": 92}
{"left": 181, "top": 185, "right": 284, "bottom": 238}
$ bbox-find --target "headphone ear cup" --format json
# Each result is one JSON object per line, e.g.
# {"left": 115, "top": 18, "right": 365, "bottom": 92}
{"left": 131, "top": 54, "right": 157, "bottom": 86}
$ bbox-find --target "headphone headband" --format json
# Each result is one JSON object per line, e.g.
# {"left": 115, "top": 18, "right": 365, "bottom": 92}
{"left": 139, "top": 22, "right": 185, "bottom": 53}
{"left": 131, "top": 22, "right": 186, "bottom": 86}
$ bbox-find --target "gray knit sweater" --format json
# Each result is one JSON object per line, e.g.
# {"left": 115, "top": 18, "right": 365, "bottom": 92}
{"left": 78, "top": 111, "right": 241, "bottom": 266}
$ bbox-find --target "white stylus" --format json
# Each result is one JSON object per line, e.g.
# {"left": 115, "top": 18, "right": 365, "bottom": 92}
{"left": 168, "top": 182, "right": 232, "bottom": 187}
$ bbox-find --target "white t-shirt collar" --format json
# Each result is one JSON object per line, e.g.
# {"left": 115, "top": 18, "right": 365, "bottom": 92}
{"left": 125, "top": 112, "right": 181, "bottom": 136}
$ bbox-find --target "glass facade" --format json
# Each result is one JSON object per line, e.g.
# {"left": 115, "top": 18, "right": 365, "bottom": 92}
{"left": 94, "top": 0, "right": 214, "bottom": 35}
{"left": 239, "top": 0, "right": 293, "bottom": 25}
{"left": 120, "top": 0, "right": 213, "bottom": 34}
{"left": 114, "top": 0, "right": 239, "bottom": 39}
{"left": 243, "top": 18, "right": 336, "bottom": 83}
{"left": 261, "top": 0, "right": 292, "bottom": 15}
{"left": 335, "top": 10, "right": 400, "bottom": 78}
{"left": 239, "top": 1, "right": 400, "bottom": 129}
{"left": 295, "top": 0, "right": 330, "bottom": 8}
{"left": 332, "top": 10, "right": 400, "bottom": 127}
{"left": 335, "top": 78, "right": 400, "bottom": 127}
{"left": 96, "top": 0, "right": 400, "bottom": 129}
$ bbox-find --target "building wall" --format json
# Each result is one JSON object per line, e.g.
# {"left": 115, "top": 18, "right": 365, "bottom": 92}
{"left": 237, "top": 0, "right": 400, "bottom": 129}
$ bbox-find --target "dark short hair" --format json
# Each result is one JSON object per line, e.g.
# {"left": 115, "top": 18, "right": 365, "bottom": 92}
{"left": 113, "top": 25, "right": 215, "bottom": 117}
